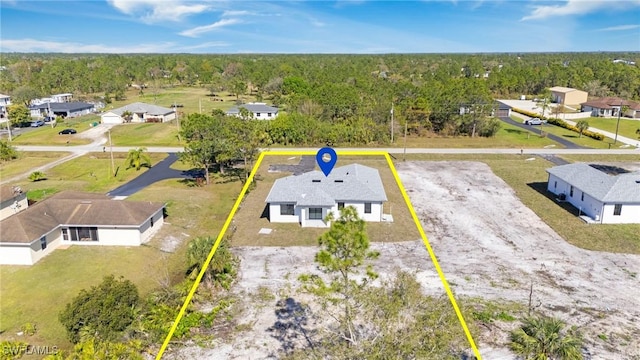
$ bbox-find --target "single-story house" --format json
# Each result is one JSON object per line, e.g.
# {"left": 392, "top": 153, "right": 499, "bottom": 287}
{"left": 51, "top": 93, "right": 73, "bottom": 103}
{"left": 0, "top": 191, "right": 166, "bottom": 265}
{"left": 226, "top": 102, "right": 279, "bottom": 120}
{"left": 546, "top": 163, "right": 640, "bottom": 224}
{"left": 101, "top": 102, "right": 176, "bottom": 124}
{"left": 493, "top": 100, "right": 512, "bottom": 117}
{"left": 581, "top": 97, "right": 640, "bottom": 118}
{"left": 0, "top": 186, "right": 28, "bottom": 221}
{"left": 29, "top": 101, "right": 95, "bottom": 118}
{"left": 549, "top": 86, "right": 588, "bottom": 106}
{"left": 265, "top": 163, "right": 388, "bottom": 228}
{"left": 0, "top": 94, "right": 11, "bottom": 118}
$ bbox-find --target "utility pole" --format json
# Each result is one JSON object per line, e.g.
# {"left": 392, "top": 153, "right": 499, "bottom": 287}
{"left": 614, "top": 100, "right": 622, "bottom": 145}
{"left": 108, "top": 129, "right": 115, "bottom": 177}
{"left": 390, "top": 102, "right": 394, "bottom": 143}
{"left": 199, "top": 98, "right": 202, "bottom": 114}
{"left": 174, "top": 102, "right": 181, "bottom": 142}
{"left": 5, "top": 117, "right": 12, "bottom": 141}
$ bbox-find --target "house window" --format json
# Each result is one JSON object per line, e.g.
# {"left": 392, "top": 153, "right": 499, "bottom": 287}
{"left": 338, "top": 202, "right": 345, "bottom": 210}
{"left": 40, "top": 236, "right": 47, "bottom": 250}
{"left": 68, "top": 227, "right": 99, "bottom": 241}
{"left": 281, "top": 204, "right": 295, "bottom": 216}
{"left": 364, "top": 203, "right": 372, "bottom": 214}
{"left": 256, "top": 113, "right": 261, "bottom": 117}
{"left": 267, "top": 113, "right": 272, "bottom": 117}
{"left": 614, "top": 204, "right": 622, "bottom": 216}
{"left": 581, "top": 192, "right": 584, "bottom": 201}
{"left": 554, "top": 181, "right": 557, "bottom": 189}
{"left": 309, "top": 208, "right": 322, "bottom": 220}
{"left": 62, "top": 228, "right": 69, "bottom": 241}
{"left": 569, "top": 186, "right": 574, "bottom": 197}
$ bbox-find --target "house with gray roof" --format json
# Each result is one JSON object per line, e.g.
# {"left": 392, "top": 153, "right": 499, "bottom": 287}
{"left": 0, "top": 191, "right": 166, "bottom": 265}
{"left": 265, "top": 164, "right": 388, "bottom": 227}
{"left": 29, "top": 101, "right": 95, "bottom": 118}
{"left": 226, "top": 102, "right": 279, "bottom": 120}
{"left": 101, "top": 102, "right": 176, "bottom": 124}
{"left": 546, "top": 163, "right": 640, "bottom": 224}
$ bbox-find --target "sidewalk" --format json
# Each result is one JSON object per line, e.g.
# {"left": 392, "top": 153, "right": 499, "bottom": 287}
{"left": 562, "top": 119, "right": 639, "bottom": 148}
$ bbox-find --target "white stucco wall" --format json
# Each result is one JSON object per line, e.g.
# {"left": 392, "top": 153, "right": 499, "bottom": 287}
{"left": 0, "top": 193, "right": 28, "bottom": 221}
{"left": 253, "top": 111, "right": 277, "bottom": 120}
{"left": 269, "top": 203, "right": 300, "bottom": 223}
{"left": 140, "top": 210, "right": 165, "bottom": 243}
{"left": 30, "top": 230, "right": 63, "bottom": 264}
{"left": 300, "top": 207, "right": 330, "bottom": 228}
{"left": 0, "top": 245, "right": 33, "bottom": 265}
{"left": 328, "top": 202, "right": 383, "bottom": 222}
{"left": 95, "top": 228, "right": 142, "bottom": 246}
{"left": 601, "top": 204, "right": 640, "bottom": 224}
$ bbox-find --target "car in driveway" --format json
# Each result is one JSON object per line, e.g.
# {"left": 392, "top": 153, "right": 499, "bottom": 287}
{"left": 58, "top": 128, "right": 77, "bottom": 135}
{"left": 524, "top": 118, "right": 544, "bottom": 125}
{"left": 30, "top": 120, "right": 45, "bottom": 127}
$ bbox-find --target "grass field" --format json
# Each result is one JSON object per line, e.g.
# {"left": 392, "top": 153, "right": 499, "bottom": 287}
{"left": 0, "top": 152, "right": 71, "bottom": 181}
{"left": 536, "top": 123, "right": 614, "bottom": 149}
{"left": 404, "top": 154, "right": 640, "bottom": 255}
{"left": 9, "top": 115, "right": 100, "bottom": 146}
{"left": 232, "top": 155, "right": 420, "bottom": 247}
{"left": 579, "top": 117, "right": 640, "bottom": 141}
{"left": 0, "top": 158, "right": 242, "bottom": 354}
{"left": 109, "top": 122, "right": 183, "bottom": 147}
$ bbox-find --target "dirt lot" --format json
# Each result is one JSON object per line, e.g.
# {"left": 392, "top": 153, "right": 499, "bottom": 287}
{"left": 170, "top": 161, "right": 639, "bottom": 360}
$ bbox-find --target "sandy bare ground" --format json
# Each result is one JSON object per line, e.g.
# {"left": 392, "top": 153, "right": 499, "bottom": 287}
{"left": 169, "top": 161, "right": 639, "bottom": 360}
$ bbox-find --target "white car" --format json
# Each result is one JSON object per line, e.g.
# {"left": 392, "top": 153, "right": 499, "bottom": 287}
{"left": 524, "top": 118, "right": 543, "bottom": 125}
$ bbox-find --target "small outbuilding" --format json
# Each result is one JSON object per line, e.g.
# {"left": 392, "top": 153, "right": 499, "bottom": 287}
{"left": 549, "top": 86, "right": 588, "bottom": 106}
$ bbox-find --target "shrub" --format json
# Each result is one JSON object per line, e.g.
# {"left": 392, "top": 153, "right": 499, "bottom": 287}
{"left": 29, "top": 171, "right": 46, "bottom": 182}
{"left": 0, "top": 140, "right": 18, "bottom": 161}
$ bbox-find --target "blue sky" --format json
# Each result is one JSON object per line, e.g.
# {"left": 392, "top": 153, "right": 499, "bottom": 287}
{"left": 1, "top": 0, "right": 639, "bottom": 53}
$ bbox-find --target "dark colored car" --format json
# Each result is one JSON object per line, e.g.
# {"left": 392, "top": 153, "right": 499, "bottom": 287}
{"left": 58, "top": 128, "right": 77, "bottom": 135}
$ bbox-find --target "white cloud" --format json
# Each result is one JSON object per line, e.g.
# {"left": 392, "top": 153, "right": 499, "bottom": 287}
{"left": 222, "top": 10, "right": 251, "bottom": 17}
{"left": 522, "top": 0, "right": 640, "bottom": 21}
{"left": 179, "top": 18, "right": 241, "bottom": 37}
{"left": 107, "top": 0, "right": 211, "bottom": 23}
{"left": 595, "top": 24, "right": 640, "bottom": 32}
{"left": 181, "top": 41, "right": 230, "bottom": 50}
{"left": 0, "top": 39, "right": 176, "bottom": 53}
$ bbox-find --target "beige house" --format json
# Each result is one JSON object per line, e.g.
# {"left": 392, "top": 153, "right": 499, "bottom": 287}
{"left": 0, "top": 186, "right": 28, "bottom": 221}
{"left": 549, "top": 86, "right": 588, "bottom": 106}
{"left": 0, "top": 191, "right": 165, "bottom": 265}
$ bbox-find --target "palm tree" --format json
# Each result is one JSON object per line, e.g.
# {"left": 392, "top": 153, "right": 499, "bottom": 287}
{"left": 186, "top": 236, "right": 235, "bottom": 288}
{"left": 576, "top": 120, "right": 589, "bottom": 138}
{"left": 125, "top": 147, "right": 151, "bottom": 171}
{"left": 510, "top": 316, "right": 583, "bottom": 360}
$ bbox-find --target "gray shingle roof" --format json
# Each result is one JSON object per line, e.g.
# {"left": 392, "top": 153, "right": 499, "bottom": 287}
{"left": 30, "top": 102, "right": 94, "bottom": 112}
{"left": 110, "top": 102, "right": 174, "bottom": 116}
{"left": 265, "top": 164, "right": 387, "bottom": 206}
{"left": 0, "top": 191, "right": 165, "bottom": 244}
{"left": 547, "top": 163, "right": 640, "bottom": 203}
{"left": 227, "top": 102, "right": 278, "bottom": 114}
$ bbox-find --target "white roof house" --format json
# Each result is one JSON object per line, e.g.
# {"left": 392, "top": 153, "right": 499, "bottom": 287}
{"left": 265, "top": 164, "right": 388, "bottom": 227}
{"left": 101, "top": 102, "right": 176, "bottom": 124}
{"left": 546, "top": 163, "right": 640, "bottom": 224}
{"left": 226, "top": 102, "right": 279, "bottom": 120}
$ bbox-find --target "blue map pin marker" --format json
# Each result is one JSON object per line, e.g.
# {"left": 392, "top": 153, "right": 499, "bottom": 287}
{"left": 316, "top": 147, "right": 337, "bottom": 176}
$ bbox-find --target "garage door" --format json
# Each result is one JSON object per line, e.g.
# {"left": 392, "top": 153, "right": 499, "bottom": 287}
{"left": 101, "top": 113, "right": 122, "bottom": 124}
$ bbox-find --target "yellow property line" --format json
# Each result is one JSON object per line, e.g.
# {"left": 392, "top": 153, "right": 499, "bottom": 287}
{"left": 156, "top": 150, "right": 482, "bottom": 359}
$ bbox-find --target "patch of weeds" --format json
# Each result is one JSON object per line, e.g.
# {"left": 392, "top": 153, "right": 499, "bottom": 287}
{"left": 622, "top": 268, "right": 637, "bottom": 278}
{"left": 464, "top": 275, "right": 471, "bottom": 282}
{"left": 597, "top": 334, "right": 608, "bottom": 341}
{"left": 235, "top": 323, "right": 253, "bottom": 333}
{"left": 253, "top": 286, "right": 276, "bottom": 303}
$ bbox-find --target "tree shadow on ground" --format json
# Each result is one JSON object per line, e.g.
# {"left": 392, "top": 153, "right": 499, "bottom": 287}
{"left": 527, "top": 182, "right": 581, "bottom": 217}
{"left": 562, "top": 134, "right": 578, "bottom": 138}
{"left": 504, "top": 128, "right": 525, "bottom": 135}
{"left": 267, "top": 297, "right": 316, "bottom": 355}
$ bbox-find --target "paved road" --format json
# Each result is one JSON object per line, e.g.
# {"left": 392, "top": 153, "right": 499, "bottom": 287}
{"left": 107, "top": 153, "right": 197, "bottom": 197}
{"left": 498, "top": 116, "right": 585, "bottom": 149}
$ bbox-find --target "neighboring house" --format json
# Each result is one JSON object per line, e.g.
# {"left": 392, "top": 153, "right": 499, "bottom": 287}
{"left": 265, "top": 164, "right": 388, "bottom": 228}
{"left": 226, "top": 102, "right": 279, "bottom": 120}
{"left": 494, "top": 101, "right": 512, "bottom": 117}
{"left": 581, "top": 97, "right": 640, "bottom": 118}
{"left": 101, "top": 102, "right": 176, "bottom": 124}
{"left": 0, "top": 93, "right": 10, "bottom": 117}
{"left": 0, "top": 191, "right": 165, "bottom": 265}
{"left": 0, "top": 186, "right": 27, "bottom": 221}
{"left": 546, "top": 163, "right": 640, "bottom": 224}
{"left": 29, "top": 101, "right": 95, "bottom": 118}
{"left": 51, "top": 93, "right": 73, "bottom": 103}
{"left": 549, "top": 86, "right": 589, "bottom": 106}
{"left": 613, "top": 59, "right": 636, "bottom": 66}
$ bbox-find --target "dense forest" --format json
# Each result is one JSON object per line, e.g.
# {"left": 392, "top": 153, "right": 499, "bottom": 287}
{"left": 1, "top": 52, "right": 639, "bottom": 138}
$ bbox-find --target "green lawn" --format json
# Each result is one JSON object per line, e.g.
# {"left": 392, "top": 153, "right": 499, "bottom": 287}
{"left": 109, "top": 122, "right": 183, "bottom": 147}
{"left": 404, "top": 154, "right": 640, "bottom": 255}
{"left": 579, "top": 117, "right": 640, "bottom": 141}
{"left": 536, "top": 123, "right": 614, "bottom": 149}
{"left": 0, "top": 161, "right": 242, "bottom": 354}
{"left": 9, "top": 115, "right": 100, "bottom": 146}
{"left": 0, "top": 152, "right": 71, "bottom": 181}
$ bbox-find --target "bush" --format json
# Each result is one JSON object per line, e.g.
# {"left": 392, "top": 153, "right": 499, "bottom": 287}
{"left": 512, "top": 108, "right": 604, "bottom": 141}
{"left": 59, "top": 275, "right": 140, "bottom": 343}
{"left": 29, "top": 171, "right": 46, "bottom": 182}
{"left": 0, "top": 140, "right": 18, "bottom": 161}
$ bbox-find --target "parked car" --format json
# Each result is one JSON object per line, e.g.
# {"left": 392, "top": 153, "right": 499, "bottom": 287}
{"left": 524, "top": 118, "right": 543, "bottom": 125}
{"left": 58, "top": 128, "right": 77, "bottom": 135}
{"left": 30, "top": 120, "right": 45, "bottom": 127}
{"left": 44, "top": 116, "right": 56, "bottom": 122}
